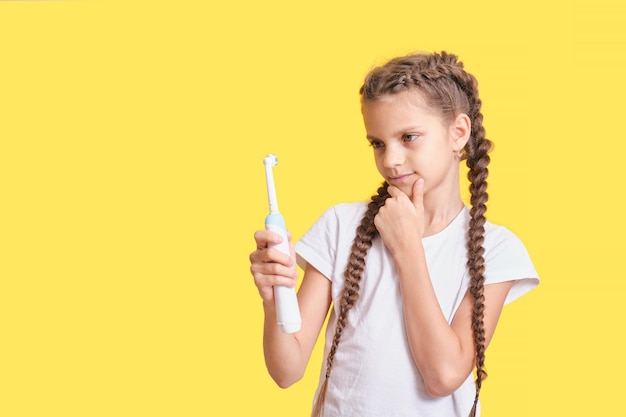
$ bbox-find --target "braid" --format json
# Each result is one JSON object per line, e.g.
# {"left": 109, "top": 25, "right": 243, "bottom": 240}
{"left": 463, "top": 75, "right": 492, "bottom": 417}
{"left": 311, "top": 183, "right": 390, "bottom": 417}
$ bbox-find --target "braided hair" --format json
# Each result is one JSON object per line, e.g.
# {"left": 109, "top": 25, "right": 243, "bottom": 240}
{"left": 312, "top": 51, "right": 491, "bottom": 417}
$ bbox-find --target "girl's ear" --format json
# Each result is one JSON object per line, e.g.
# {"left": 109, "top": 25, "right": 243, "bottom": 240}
{"left": 450, "top": 113, "right": 471, "bottom": 152}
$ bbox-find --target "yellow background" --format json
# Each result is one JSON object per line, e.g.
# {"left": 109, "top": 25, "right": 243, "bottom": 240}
{"left": 1, "top": 0, "right": 624, "bottom": 416}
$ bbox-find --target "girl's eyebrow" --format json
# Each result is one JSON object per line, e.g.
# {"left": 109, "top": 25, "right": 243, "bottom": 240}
{"left": 366, "top": 126, "right": 424, "bottom": 141}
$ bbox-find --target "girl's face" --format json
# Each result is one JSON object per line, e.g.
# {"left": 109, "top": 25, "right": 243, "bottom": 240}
{"left": 361, "top": 91, "right": 469, "bottom": 200}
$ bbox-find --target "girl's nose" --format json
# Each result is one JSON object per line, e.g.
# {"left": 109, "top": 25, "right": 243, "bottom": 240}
{"left": 383, "top": 145, "right": 404, "bottom": 167}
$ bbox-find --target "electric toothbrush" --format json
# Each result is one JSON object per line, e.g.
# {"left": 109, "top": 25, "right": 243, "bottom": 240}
{"left": 263, "top": 154, "right": 302, "bottom": 334}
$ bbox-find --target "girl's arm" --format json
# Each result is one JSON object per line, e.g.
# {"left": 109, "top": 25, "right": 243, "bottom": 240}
{"left": 374, "top": 182, "right": 513, "bottom": 397}
{"left": 250, "top": 230, "right": 332, "bottom": 388}
{"left": 394, "top": 243, "right": 513, "bottom": 396}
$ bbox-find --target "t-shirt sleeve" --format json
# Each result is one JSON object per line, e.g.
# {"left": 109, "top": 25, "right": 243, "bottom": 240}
{"left": 294, "top": 206, "right": 339, "bottom": 281}
{"left": 484, "top": 227, "right": 540, "bottom": 305}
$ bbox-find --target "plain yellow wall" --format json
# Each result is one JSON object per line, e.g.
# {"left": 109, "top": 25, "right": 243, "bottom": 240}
{"left": 1, "top": 0, "right": 625, "bottom": 416}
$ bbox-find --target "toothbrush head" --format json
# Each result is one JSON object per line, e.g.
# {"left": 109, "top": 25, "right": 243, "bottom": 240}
{"left": 263, "top": 154, "right": 278, "bottom": 167}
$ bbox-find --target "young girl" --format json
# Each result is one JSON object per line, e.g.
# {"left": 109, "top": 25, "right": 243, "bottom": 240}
{"left": 249, "top": 51, "right": 539, "bottom": 417}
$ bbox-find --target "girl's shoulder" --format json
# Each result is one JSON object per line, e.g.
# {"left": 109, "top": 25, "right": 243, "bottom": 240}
{"left": 313, "top": 201, "right": 369, "bottom": 234}
{"left": 482, "top": 217, "right": 539, "bottom": 299}
{"left": 483, "top": 218, "right": 525, "bottom": 248}
{"left": 458, "top": 208, "right": 531, "bottom": 260}
{"left": 299, "top": 201, "right": 368, "bottom": 241}
{"left": 328, "top": 201, "right": 369, "bottom": 219}
{"left": 482, "top": 217, "right": 536, "bottom": 275}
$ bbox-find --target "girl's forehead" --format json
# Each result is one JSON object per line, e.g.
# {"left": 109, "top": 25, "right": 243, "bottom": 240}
{"left": 362, "top": 90, "right": 436, "bottom": 115}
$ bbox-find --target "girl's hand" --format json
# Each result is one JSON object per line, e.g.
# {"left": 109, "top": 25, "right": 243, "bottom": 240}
{"left": 249, "top": 230, "right": 298, "bottom": 304}
{"left": 374, "top": 178, "right": 425, "bottom": 254}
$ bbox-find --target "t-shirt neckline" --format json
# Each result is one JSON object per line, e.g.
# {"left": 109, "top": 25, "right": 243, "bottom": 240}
{"left": 421, "top": 206, "right": 468, "bottom": 243}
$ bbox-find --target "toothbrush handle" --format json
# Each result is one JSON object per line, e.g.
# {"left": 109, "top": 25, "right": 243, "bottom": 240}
{"left": 265, "top": 212, "right": 302, "bottom": 333}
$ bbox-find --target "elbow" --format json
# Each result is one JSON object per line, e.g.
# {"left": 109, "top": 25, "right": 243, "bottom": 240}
{"left": 265, "top": 352, "right": 306, "bottom": 389}
{"left": 423, "top": 370, "right": 469, "bottom": 397}
{"left": 271, "top": 371, "right": 304, "bottom": 389}
{"left": 424, "top": 381, "right": 459, "bottom": 397}
{"left": 274, "top": 378, "right": 296, "bottom": 389}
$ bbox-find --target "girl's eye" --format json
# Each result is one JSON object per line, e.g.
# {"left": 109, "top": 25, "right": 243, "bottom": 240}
{"left": 369, "top": 140, "right": 384, "bottom": 149}
{"left": 403, "top": 134, "right": 419, "bottom": 142}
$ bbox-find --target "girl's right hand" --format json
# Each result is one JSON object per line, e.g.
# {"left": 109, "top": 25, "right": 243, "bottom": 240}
{"left": 249, "top": 230, "right": 298, "bottom": 304}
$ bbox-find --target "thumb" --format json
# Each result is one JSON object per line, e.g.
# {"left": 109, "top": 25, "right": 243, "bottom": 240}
{"left": 411, "top": 178, "right": 424, "bottom": 208}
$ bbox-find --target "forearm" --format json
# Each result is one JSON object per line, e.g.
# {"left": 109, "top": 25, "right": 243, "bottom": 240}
{"left": 262, "top": 300, "right": 307, "bottom": 388}
{"left": 394, "top": 241, "right": 473, "bottom": 396}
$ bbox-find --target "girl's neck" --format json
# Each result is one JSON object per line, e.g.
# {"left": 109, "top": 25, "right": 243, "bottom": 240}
{"left": 422, "top": 192, "right": 465, "bottom": 237}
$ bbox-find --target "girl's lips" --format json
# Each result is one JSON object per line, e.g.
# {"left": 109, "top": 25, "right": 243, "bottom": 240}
{"left": 389, "top": 173, "right": 413, "bottom": 183}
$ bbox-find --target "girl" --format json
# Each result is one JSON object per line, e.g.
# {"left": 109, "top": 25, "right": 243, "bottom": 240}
{"left": 249, "top": 51, "right": 539, "bottom": 417}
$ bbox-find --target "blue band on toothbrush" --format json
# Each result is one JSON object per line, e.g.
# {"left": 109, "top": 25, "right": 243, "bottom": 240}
{"left": 265, "top": 212, "right": 286, "bottom": 228}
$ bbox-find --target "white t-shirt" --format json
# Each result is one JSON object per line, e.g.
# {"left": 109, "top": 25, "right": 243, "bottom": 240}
{"left": 295, "top": 203, "right": 539, "bottom": 417}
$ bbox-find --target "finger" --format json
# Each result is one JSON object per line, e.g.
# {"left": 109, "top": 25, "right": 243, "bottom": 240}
{"left": 250, "top": 251, "right": 298, "bottom": 276}
{"left": 250, "top": 264, "right": 298, "bottom": 287}
{"left": 386, "top": 185, "right": 401, "bottom": 198}
{"left": 254, "top": 229, "right": 284, "bottom": 249}
{"left": 251, "top": 267, "right": 298, "bottom": 285}
{"left": 250, "top": 271, "right": 296, "bottom": 303}
{"left": 250, "top": 246, "right": 292, "bottom": 268}
{"left": 411, "top": 178, "right": 424, "bottom": 208}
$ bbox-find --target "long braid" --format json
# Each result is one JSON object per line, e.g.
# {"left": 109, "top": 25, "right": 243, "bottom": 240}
{"left": 466, "top": 124, "right": 491, "bottom": 416}
{"left": 459, "top": 68, "right": 492, "bottom": 417}
{"left": 311, "top": 183, "right": 389, "bottom": 417}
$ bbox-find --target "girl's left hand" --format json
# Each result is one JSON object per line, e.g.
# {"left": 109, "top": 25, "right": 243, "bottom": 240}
{"left": 374, "top": 178, "right": 425, "bottom": 254}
